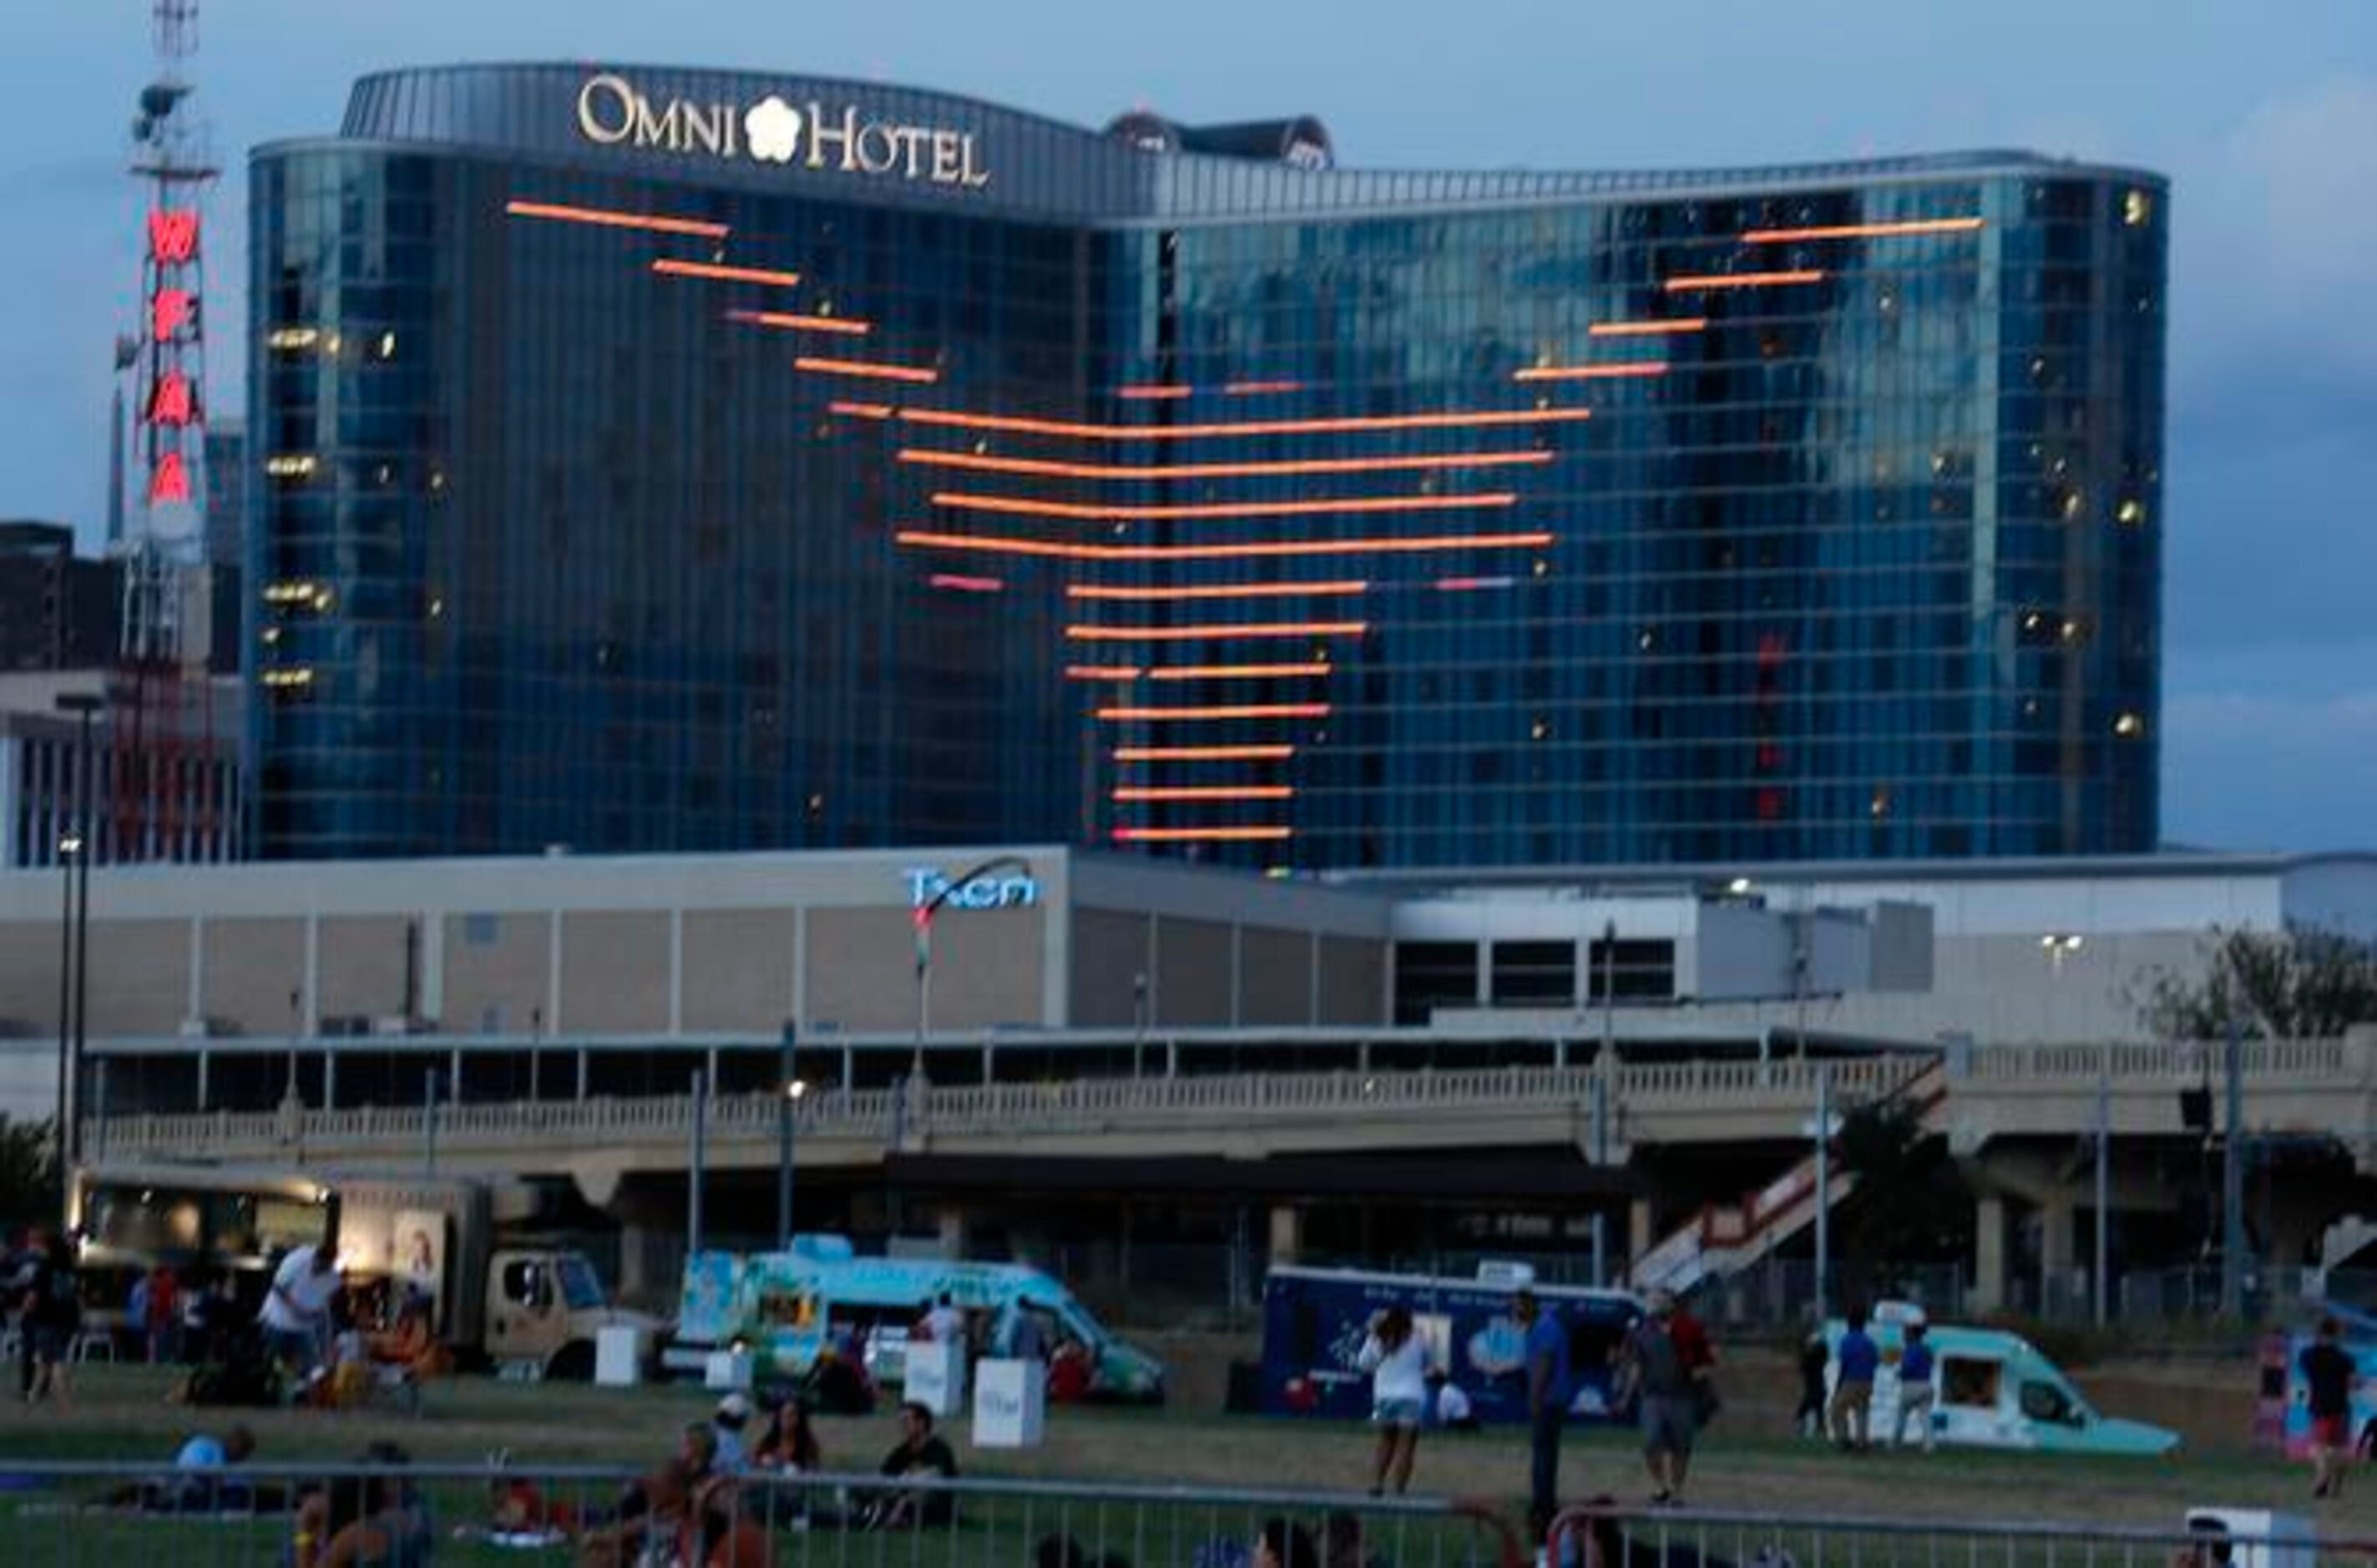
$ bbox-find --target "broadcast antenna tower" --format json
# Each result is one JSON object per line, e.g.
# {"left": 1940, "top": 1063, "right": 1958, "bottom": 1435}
{"left": 114, "top": 0, "right": 223, "bottom": 861}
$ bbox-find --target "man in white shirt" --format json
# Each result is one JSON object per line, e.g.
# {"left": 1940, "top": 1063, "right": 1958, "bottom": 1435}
{"left": 257, "top": 1242, "right": 341, "bottom": 1379}
{"left": 919, "top": 1293, "right": 967, "bottom": 1353}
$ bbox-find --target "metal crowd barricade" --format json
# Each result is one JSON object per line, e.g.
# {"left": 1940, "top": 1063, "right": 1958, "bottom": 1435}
{"left": 0, "top": 1459, "right": 1532, "bottom": 1567}
{"left": 1548, "top": 1501, "right": 2375, "bottom": 1568}
{"left": 8, "top": 1460, "right": 2377, "bottom": 1567}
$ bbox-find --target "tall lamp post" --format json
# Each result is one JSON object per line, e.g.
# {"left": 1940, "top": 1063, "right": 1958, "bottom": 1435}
{"left": 776, "top": 1020, "right": 806, "bottom": 1249}
{"left": 54, "top": 692, "right": 103, "bottom": 1176}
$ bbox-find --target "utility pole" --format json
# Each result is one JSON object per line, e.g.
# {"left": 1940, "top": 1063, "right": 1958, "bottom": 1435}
{"left": 58, "top": 693, "right": 101, "bottom": 1174}
{"left": 776, "top": 1021, "right": 798, "bottom": 1248}
{"left": 421, "top": 1068, "right": 439, "bottom": 1178}
{"left": 2093, "top": 1058, "right": 2111, "bottom": 1328}
{"left": 1590, "top": 1070, "right": 1609, "bottom": 1287}
{"left": 1813, "top": 1062, "right": 1833, "bottom": 1322}
{"left": 1596, "top": 919, "right": 1617, "bottom": 1287}
{"left": 2221, "top": 1020, "right": 2246, "bottom": 1318}
{"left": 688, "top": 1067, "right": 708, "bottom": 1262}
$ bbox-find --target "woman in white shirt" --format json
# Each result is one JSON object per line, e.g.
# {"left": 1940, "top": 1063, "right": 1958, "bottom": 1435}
{"left": 1356, "top": 1305, "right": 1429, "bottom": 1495}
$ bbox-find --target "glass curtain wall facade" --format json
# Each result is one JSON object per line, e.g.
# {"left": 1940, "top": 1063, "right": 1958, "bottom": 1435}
{"left": 250, "top": 66, "right": 2165, "bottom": 867}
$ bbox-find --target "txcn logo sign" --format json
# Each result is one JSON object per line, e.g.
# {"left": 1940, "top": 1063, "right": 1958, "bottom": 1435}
{"left": 903, "top": 866, "right": 1039, "bottom": 912}
{"left": 574, "top": 73, "right": 990, "bottom": 188}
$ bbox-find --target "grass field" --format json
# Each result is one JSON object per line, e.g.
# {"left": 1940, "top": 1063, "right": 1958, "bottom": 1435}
{"left": 0, "top": 1366, "right": 2364, "bottom": 1564}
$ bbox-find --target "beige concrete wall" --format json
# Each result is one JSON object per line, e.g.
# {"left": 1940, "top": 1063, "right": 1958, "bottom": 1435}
{"left": 805, "top": 909, "right": 920, "bottom": 1034}
{"left": 0, "top": 921, "right": 61, "bottom": 1035}
{"left": 559, "top": 912, "right": 670, "bottom": 1034}
{"left": 84, "top": 918, "right": 190, "bottom": 1036}
{"left": 1318, "top": 935, "right": 1387, "bottom": 1025}
{"left": 681, "top": 909, "right": 797, "bottom": 1033}
{"left": 1154, "top": 916, "right": 1231, "bottom": 1027}
{"left": 202, "top": 917, "right": 304, "bottom": 1034}
{"left": 1239, "top": 928, "right": 1312, "bottom": 1027}
{"left": 318, "top": 916, "right": 412, "bottom": 1023}
{"left": 443, "top": 912, "right": 550, "bottom": 1035}
{"left": 807, "top": 908, "right": 1044, "bottom": 1033}
{"left": 1070, "top": 908, "right": 1151, "bottom": 1028}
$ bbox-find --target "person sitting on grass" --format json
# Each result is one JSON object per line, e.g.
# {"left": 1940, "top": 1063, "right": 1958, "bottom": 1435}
{"left": 754, "top": 1391, "right": 822, "bottom": 1472}
{"left": 368, "top": 1296, "right": 451, "bottom": 1382}
{"left": 575, "top": 1421, "right": 717, "bottom": 1568}
{"left": 292, "top": 1441, "right": 432, "bottom": 1568}
{"left": 314, "top": 1442, "right": 434, "bottom": 1568}
{"left": 1253, "top": 1516, "right": 1320, "bottom": 1568}
{"left": 1429, "top": 1369, "right": 1478, "bottom": 1431}
{"left": 101, "top": 1424, "right": 265, "bottom": 1514}
{"left": 867, "top": 1400, "right": 959, "bottom": 1530}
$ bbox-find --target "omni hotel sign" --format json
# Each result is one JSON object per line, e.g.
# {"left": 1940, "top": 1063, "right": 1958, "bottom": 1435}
{"left": 574, "top": 73, "right": 990, "bottom": 188}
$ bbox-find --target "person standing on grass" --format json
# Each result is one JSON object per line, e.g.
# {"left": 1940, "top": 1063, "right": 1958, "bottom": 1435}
{"left": 1515, "top": 1287, "right": 1570, "bottom": 1543}
{"left": 1892, "top": 1320, "right": 1937, "bottom": 1452}
{"left": 258, "top": 1242, "right": 341, "bottom": 1384}
{"left": 2301, "top": 1315, "right": 2358, "bottom": 1500}
{"left": 144, "top": 1266, "right": 182, "bottom": 1365}
{"left": 1828, "top": 1307, "right": 1879, "bottom": 1451}
{"left": 1621, "top": 1291, "right": 1698, "bottom": 1507}
{"left": 1793, "top": 1330, "right": 1829, "bottom": 1439}
{"left": 25, "top": 1230, "right": 80, "bottom": 1407}
{"left": 1357, "top": 1304, "right": 1429, "bottom": 1495}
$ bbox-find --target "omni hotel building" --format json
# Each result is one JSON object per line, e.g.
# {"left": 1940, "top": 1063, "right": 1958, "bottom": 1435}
{"left": 248, "top": 65, "right": 2166, "bottom": 871}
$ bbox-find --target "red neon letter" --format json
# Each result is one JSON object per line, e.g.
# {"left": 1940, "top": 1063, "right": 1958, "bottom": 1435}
{"left": 148, "top": 372, "right": 195, "bottom": 426}
{"left": 148, "top": 210, "right": 200, "bottom": 265}
{"left": 151, "top": 288, "right": 195, "bottom": 341}
{"left": 149, "top": 452, "right": 191, "bottom": 505}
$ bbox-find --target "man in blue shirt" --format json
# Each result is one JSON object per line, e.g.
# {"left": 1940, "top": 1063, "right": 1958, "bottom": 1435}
{"left": 1515, "top": 1289, "right": 1570, "bottom": 1541}
{"left": 1891, "top": 1320, "right": 1937, "bottom": 1453}
{"left": 1828, "top": 1307, "right": 1879, "bottom": 1450}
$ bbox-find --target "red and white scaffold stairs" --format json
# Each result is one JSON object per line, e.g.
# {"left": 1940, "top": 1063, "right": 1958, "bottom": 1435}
{"left": 1629, "top": 1060, "right": 1949, "bottom": 1298}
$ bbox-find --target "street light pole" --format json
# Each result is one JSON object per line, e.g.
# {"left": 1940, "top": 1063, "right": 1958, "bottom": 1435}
{"left": 52, "top": 831, "right": 77, "bottom": 1178}
{"left": 1813, "top": 1062, "right": 1833, "bottom": 1322}
{"left": 909, "top": 854, "right": 1034, "bottom": 1065}
{"left": 777, "top": 1021, "right": 799, "bottom": 1248}
{"left": 55, "top": 692, "right": 103, "bottom": 1175}
{"left": 2221, "top": 1019, "right": 2246, "bottom": 1319}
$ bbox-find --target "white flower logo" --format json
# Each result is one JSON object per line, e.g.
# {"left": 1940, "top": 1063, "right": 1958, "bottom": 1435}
{"left": 745, "top": 96, "right": 802, "bottom": 164}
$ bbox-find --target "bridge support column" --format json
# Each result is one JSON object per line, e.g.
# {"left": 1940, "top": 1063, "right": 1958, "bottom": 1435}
{"left": 937, "top": 1206, "right": 969, "bottom": 1258}
{"left": 619, "top": 1222, "right": 653, "bottom": 1302}
{"left": 1971, "top": 1194, "right": 2008, "bottom": 1313}
{"left": 1628, "top": 1198, "right": 1653, "bottom": 1267}
{"left": 2037, "top": 1192, "right": 2075, "bottom": 1313}
{"left": 1268, "top": 1205, "right": 1304, "bottom": 1266}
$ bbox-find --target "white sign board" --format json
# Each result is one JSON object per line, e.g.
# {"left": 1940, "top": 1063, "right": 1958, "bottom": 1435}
{"left": 972, "top": 1358, "right": 1046, "bottom": 1449}
{"left": 904, "top": 1338, "right": 967, "bottom": 1419}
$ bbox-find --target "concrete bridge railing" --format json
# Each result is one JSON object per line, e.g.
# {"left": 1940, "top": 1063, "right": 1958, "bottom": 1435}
{"left": 80, "top": 1033, "right": 2375, "bottom": 1172}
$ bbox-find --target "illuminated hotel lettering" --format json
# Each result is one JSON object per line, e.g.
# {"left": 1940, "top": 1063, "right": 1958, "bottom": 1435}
{"left": 151, "top": 287, "right": 195, "bottom": 341}
{"left": 903, "top": 866, "right": 1039, "bottom": 911}
{"left": 148, "top": 371, "right": 195, "bottom": 426}
{"left": 147, "top": 209, "right": 199, "bottom": 264}
{"left": 574, "top": 73, "right": 989, "bottom": 188}
{"left": 148, "top": 451, "right": 190, "bottom": 505}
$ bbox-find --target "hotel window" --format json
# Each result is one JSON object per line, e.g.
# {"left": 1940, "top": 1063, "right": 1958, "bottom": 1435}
{"left": 1491, "top": 940, "right": 1576, "bottom": 1008}
{"left": 1393, "top": 941, "right": 1479, "bottom": 1025}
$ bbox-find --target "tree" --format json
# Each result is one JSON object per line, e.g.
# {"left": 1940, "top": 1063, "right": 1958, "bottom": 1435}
{"left": 1832, "top": 1095, "right": 1970, "bottom": 1292}
{"left": 0, "top": 1116, "right": 58, "bottom": 1232}
{"left": 2133, "top": 924, "right": 2377, "bottom": 1040}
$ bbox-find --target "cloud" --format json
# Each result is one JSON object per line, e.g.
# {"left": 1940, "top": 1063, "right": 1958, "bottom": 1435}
{"left": 2161, "top": 682, "right": 2377, "bottom": 850}
{"left": 2184, "top": 75, "right": 2377, "bottom": 376}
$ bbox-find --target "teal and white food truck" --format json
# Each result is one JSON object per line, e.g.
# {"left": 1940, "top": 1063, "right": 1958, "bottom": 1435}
{"left": 1826, "top": 1302, "right": 2179, "bottom": 1455}
{"left": 668, "top": 1234, "right": 1165, "bottom": 1403}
